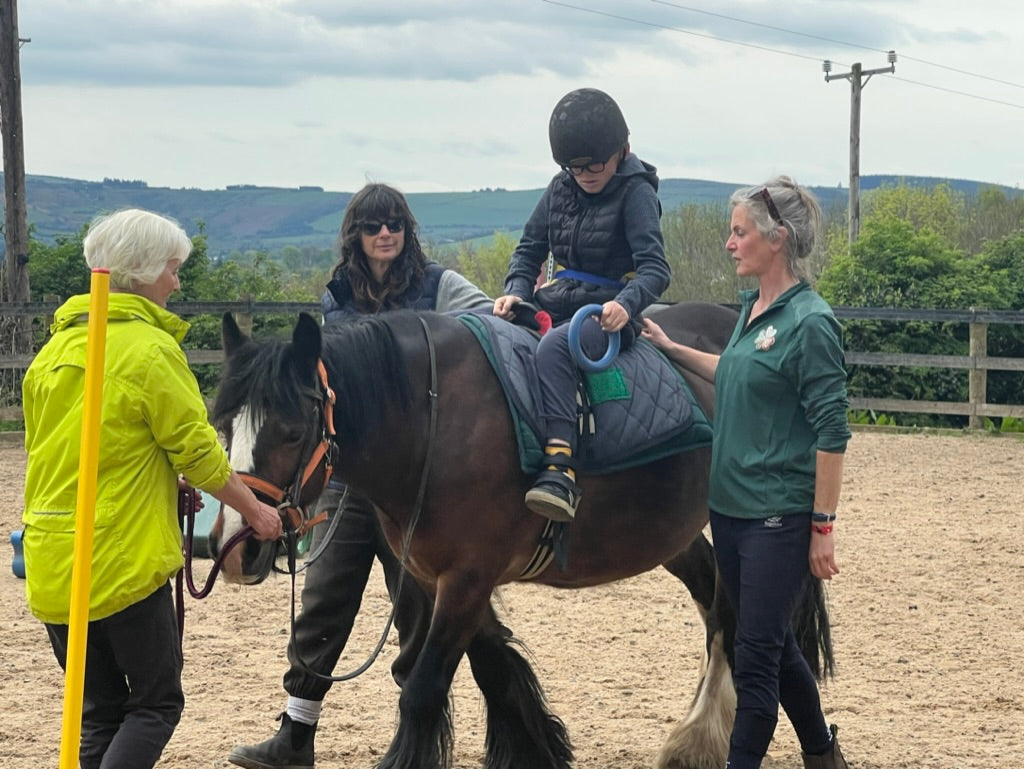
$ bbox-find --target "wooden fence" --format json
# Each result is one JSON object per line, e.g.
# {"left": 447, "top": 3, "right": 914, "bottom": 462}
{"left": 3, "top": 301, "right": 1024, "bottom": 428}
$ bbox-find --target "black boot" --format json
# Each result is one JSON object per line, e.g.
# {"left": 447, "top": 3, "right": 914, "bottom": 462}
{"left": 525, "top": 468, "right": 582, "bottom": 521}
{"left": 228, "top": 712, "right": 316, "bottom": 769}
{"left": 801, "top": 724, "right": 848, "bottom": 769}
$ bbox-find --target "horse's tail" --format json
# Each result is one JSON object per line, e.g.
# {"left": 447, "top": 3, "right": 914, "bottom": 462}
{"left": 792, "top": 575, "right": 836, "bottom": 681}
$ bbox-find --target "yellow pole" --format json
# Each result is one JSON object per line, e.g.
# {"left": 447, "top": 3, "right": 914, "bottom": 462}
{"left": 58, "top": 268, "right": 110, "bottom": 769}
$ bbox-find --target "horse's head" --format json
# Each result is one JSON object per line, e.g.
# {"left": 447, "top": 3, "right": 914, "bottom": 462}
{"left": 209, "top": 312, "right": 335, "bottom": 584}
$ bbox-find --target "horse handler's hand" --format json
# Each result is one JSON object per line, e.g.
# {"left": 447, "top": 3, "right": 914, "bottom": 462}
{"left": 809, "top": 530, "right": 840, "bottom": 580}
{"left": 247, "top": 500, "right": 284, "bottom": 541}
{"left": 641, "top": 318, "right": 671, "bottom": 349}
{"left": 493, "top": 294, "right": 522, "bottom": 320}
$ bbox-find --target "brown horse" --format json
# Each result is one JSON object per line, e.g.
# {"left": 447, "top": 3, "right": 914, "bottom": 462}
{"left": 209, "top": 303, "right": 832, "bottom": 769}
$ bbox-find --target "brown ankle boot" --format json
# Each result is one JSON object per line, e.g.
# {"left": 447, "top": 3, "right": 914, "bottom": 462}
{"left": 801, "top": 724, "right": 848, "bottom": 769}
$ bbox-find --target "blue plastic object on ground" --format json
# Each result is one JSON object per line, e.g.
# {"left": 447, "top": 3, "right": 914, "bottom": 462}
{"left": 10, "top": 529, "right": 25, "bottom": 579}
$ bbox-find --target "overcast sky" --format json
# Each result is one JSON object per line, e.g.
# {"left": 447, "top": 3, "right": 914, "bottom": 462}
{"left": 11, "top": 0, "right": 1024, "bottom": 194}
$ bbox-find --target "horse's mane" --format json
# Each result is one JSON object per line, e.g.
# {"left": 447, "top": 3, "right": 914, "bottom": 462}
{"left": 212, "top": 314, "right": 413, "bottom": 451}
{"left": 320, "top": 314, "right": 413, "bottom": 448}
{"left": 212, "top": 333, "right": 313, "bottom": 435}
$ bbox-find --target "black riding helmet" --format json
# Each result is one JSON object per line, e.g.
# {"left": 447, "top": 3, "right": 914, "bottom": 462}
{"left": 548, "top": 88, "right": 629, "bottom": 166}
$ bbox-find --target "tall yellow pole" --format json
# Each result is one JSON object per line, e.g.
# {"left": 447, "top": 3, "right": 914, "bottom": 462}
{"left": 58, "top": 268, "right": 110, "bottom": 769}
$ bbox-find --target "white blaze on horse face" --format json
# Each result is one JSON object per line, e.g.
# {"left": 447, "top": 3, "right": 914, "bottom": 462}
{"left": 223, "top": 405, "right": 260, "bottom": 541}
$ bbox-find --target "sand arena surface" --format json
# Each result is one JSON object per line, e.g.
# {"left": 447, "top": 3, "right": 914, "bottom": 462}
{"left": 1, "top": 430, "right": 1022, "bottom": 768}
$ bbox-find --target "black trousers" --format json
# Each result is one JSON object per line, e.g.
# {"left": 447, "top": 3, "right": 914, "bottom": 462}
{"left": 710, "top": 512, "right": 832, "bottom": 768}
{"left": 45, "top": 583, "right": 184, "bottom": 769}
{"left": 282, "top": 484, "right": 433, "bottom": 701}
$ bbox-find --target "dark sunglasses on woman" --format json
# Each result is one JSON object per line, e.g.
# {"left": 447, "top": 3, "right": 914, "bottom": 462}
{"left": 360, "top": 219, "right": 405, "bottom": 236}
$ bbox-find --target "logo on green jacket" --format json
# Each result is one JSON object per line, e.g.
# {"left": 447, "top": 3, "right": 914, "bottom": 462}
{"left": 754, "top": 325, "right": 777, "bottom": 351}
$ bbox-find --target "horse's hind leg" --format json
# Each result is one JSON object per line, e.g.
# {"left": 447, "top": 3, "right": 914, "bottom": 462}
{"left": 467, "top": 605, "right": 573, "bottom": 769}
{"left": 656, "top": 534, "right": 735, "bottom": 769}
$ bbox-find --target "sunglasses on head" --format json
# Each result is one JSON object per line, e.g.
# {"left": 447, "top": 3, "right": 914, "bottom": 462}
{"left": 757, "top": 187, "right": 784, "bottom": 225}
{"left": 360, "top": 218, "right": 405, "bottom": 236}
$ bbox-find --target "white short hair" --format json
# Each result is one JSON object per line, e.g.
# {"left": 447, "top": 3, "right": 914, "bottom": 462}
{"left": 83, "top": 208, "right": 192, "bottom": 290}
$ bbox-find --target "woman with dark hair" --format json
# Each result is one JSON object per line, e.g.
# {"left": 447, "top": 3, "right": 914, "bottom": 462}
{"left": 323, "top": 183, "right": 490, "bottom": 321}
{"left": 228, "top": 183, "right": 492, "bottom": 769}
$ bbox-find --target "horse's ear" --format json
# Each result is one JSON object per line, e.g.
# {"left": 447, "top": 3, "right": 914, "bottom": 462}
{"left": 222, "top": 312, "right": 247, "bottom": 357}
{"left": 292, "top": 312, "right": 322, "bottom": 372}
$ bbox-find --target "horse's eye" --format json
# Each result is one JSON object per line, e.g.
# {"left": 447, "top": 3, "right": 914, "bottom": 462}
{"left": 283, "top": 430, "right": 306, "bottom": 445}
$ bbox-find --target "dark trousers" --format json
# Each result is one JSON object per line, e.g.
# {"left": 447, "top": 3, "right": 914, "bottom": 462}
{"left": 710, "top": 512, "right": 833, "bottom": 769}
{"left": 283, "top": 484, "right": 433, "bottom": 701}
{"left": 45, "top": 583, "right": 184, "bottom": 769}
{"left": 535, "top": 317, "right": 635, "bottom": 448}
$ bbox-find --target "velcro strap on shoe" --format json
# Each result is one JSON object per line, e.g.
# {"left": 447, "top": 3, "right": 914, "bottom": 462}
{"left": 542, "top": 452, "right": 578, "bottom": 473}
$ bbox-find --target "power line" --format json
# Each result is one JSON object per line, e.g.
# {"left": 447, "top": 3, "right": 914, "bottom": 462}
{"left": 649, "top": 0, "right": 1024, "bottom": 91}
{"left": 889, "top": 74, "right": 1024, "bottom": 109}
{"left": 896, "top": 55, "right": 1024, "bottom": 91}
{"left": 542, "top": 0, "right": 1024, "bottom": 109}
{"left": 650, "top": 0, "right": 887, "bottom": 55}
{"left": 541, "top": 0, "right": 825, "bottom": 64}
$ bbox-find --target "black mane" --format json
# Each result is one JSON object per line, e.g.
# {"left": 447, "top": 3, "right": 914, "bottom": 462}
{"left": 214, "top": 314, "right": 414, "bottom": 450}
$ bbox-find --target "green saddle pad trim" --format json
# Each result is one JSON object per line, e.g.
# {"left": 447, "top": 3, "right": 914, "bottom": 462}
{"left": 459, "top": 314, "right": 713, "bottom": 475}
{"left": 584, "top": 367, "right": 630, "bottom": 403}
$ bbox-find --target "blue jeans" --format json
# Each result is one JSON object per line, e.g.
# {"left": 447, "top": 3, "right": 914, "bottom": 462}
{"left": 710, "top": 512, "right": 832, "bottom": 768}
{"left": 45, "top": 583, "right": 184, "bottom": 769}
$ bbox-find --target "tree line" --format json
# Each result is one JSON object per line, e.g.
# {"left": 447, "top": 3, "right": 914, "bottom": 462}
{"left": 5, "top": 182, "right": 1024, "bottom": 429}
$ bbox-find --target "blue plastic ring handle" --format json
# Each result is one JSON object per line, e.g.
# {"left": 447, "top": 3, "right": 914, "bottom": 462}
{"left": 568, "top": 303, "right": 621, "bottom": 372}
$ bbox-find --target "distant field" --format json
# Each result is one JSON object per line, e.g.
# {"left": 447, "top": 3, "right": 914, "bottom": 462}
{"left": 1, "top": 173, "right": 1013, "bottom": 258}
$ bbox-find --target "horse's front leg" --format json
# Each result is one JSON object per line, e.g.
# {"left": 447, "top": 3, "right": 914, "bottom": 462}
{"left": 375, "top": 569, "right": 493, "bottom": 769}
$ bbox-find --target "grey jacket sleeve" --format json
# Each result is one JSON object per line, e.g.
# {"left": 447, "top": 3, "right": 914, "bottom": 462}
{"left": 436, "top": 270, "right": 494, "bottom": 313}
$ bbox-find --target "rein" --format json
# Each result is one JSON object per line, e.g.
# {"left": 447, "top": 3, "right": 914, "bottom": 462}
{"left": 296, "top": 314, "right": 440, "bottom": 683}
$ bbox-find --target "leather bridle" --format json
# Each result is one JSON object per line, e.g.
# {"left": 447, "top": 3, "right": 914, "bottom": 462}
{"left": 175, "top": 359, "right": 338, "bottom": 640}
{"left": 237, "top": 359, "right": 337, "bottom": 537}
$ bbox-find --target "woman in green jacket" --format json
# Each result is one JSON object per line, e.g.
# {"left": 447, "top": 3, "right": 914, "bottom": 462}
{"left": 642, "top": 177, "right": 851, "bottom": 769}
{"left": 22, "top": 208, "right": 282, "bottom": 769}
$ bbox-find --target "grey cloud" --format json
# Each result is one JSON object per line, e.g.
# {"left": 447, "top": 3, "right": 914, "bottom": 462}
{"left": 16, "top": 0, "right": 990, "bottom": 87}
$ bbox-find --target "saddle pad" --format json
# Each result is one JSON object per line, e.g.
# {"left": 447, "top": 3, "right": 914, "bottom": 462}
{"left": 457, "top": 314, "right": 713, "bottom": 475}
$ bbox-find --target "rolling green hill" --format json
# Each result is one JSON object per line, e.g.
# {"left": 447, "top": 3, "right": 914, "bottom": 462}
{"left": 1, "top": 173, "right": 1016, "bottom": 259}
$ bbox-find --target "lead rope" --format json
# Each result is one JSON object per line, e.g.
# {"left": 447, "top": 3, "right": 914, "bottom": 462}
{"left": 298, "top": 314, "right": 439, "bottom": 682}
{"left": 175, "top": 488, "right": 254, "bottom": 647}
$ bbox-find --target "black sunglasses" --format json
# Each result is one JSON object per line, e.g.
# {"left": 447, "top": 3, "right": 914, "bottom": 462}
{"left": 757, "top": 187, "right": 784, "bottom": 225}
{"left": 360, "top": 218, "right": 405, "bottom": 236}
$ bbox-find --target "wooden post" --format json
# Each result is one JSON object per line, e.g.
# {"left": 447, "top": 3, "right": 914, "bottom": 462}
{"left": 0, "top": 0, "right": 31, "bottom": 352}
{"left": 848, "top": 63, "right": 862, "bottom": 243}
{"left": 237, "top": 295, "right": 254, "bottom": 336}
{"left": 823, "top": 54, "right": 895, "bottom": 244}
{"left": 968, "top": 321, "right": 987, "bottom": 429}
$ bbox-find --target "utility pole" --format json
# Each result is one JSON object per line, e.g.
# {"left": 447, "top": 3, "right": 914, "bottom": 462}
{"left": 823, "top": 51, "right": 896, "bottom": 243}
{"left": 0, "top": 0, "right": 31, "bottom": 353}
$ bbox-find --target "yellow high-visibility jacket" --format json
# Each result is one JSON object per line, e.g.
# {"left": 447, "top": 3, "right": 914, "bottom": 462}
{"left": 22, "top": 293, "right": 232, "bottom": 623}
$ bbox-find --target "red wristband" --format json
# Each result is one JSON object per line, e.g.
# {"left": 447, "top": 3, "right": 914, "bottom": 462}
{"left": 812, "top": 524, "right": 834, "bottom": 535}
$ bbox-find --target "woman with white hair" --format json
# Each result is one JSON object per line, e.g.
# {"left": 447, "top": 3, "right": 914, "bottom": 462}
{"left": 21, "top": 208, "right": 282, "bottom": 769}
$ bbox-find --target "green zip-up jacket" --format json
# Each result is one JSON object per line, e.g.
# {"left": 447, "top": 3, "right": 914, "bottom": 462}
{"left": 708, "top": 283, "right": 850, "bottom": 519}
{"left": 22, "top": 293, "right": 233, "bottom": 624}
